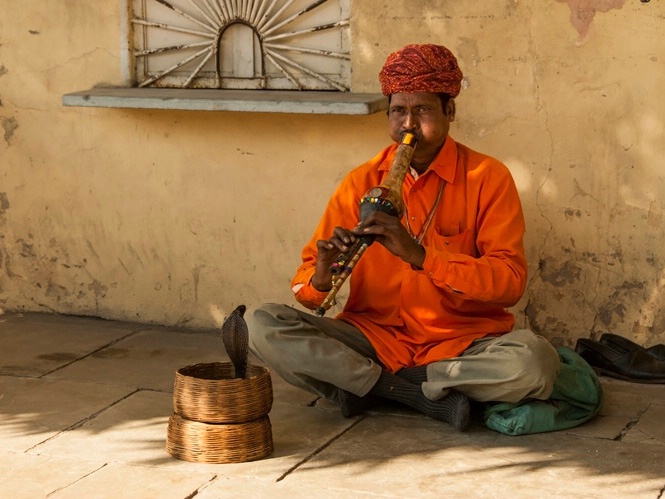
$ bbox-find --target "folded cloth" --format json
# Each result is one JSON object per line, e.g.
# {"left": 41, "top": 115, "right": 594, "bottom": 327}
{"left": 575, "top": 337, "right": 665, "bottom": 383}
{"left": 484, "top": 347, "right": 603, "bottom": 435}
{"left": 600, "top": 332, "right": 665, "bottom": 362}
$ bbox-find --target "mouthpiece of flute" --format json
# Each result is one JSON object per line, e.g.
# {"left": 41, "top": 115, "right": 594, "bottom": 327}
{"left": 401, "top": 131, "right": 417, "bottom": 146}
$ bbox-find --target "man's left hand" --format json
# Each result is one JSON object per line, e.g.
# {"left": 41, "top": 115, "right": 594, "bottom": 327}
{"left": 355, "top": 211, "right": 425, "bottom": 268}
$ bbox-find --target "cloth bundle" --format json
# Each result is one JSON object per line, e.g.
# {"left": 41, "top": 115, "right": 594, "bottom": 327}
{"left": 484, "top": 347, "right": 603, "bottom": 436}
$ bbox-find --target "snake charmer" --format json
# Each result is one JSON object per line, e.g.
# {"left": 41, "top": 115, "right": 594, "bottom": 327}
{"left": 247, "top": 43, "right": 560, "bottom": 431}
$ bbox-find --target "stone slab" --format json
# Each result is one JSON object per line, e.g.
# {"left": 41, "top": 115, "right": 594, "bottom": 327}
{"left": 286, "top": 415, "right": 665, "bottom": 498}
{"left": 48, "top": 463, "right": 216, "bottom": 499}
{"left": 42, "top": 325, "right": 327, "bottom": 401}
{"left": 598, "top": 378, "right": 665, "bottom": 418}
{"left": 196, "top": 476, "right": 379, "bottom": 499}
{"left": 34, "top": 390, "right": 357, "bottom": 482}
{"left": 0, "top": 451, "right": 106, "bottom": 499}
{"left": 0, "top": 376, "right": 132, "bottom": 452}
{"left": 31, "top": 390, "right": 184, "bottom": 466}
{"left": 0, "top": 313, "right": 140, "bottom": 377}
{"left": 3, "top": 313, "right": 665, "bottom": 498}
{"left": 43, "top": 329, "right": 232, "bottom": 391}
{"left": 623, "top": 403, "right": 665, "bottom": 445}
{"left": 564, "top": 414, "right": 632, "bottom": 440}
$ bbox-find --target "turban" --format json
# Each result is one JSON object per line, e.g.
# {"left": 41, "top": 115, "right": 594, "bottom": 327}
{"left": 379, "top": 44, "right": 463, "bottom": 97}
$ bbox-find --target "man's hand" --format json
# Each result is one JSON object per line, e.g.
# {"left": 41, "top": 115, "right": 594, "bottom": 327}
{"left": 311, "top": 226, "right": 358, "bottom": 291}
{"left": 311, "top": 213, "right": 426, "bottom": 292}
{"left": 355, "top": 211, "right": 426, "bottom": 269}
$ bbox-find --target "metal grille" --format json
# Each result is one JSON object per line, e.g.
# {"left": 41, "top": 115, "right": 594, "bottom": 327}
{"left": 131, "top": 0, "right": 350, "bottom": 90}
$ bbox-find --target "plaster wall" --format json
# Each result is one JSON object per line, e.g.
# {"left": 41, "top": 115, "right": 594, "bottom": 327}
{"left": 0, "top": 0, "right": 663, "bottom": 348}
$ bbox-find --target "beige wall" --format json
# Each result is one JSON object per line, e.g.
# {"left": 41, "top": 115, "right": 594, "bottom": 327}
{"left": 0, "top": 0, "right": 664, "bottom": 348}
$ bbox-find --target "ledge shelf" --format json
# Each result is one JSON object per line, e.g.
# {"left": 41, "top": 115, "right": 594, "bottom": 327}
{"left": 62, "top": 88, "right": 388, "bottom": 115}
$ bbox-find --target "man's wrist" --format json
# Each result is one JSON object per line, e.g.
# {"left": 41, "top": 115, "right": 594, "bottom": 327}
{"left": 410, "top": 244, "right": 426, "bottom": 270}
{"left": 311, "top": 275, "right": 333, "bottom": 292}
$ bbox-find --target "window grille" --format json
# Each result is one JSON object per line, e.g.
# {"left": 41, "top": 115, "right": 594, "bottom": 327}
{"left": 131, "top": 0, "right": 350, "bottom": 91}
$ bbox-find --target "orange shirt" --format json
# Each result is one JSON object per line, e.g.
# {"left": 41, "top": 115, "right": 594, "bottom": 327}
{"left": 292, "top": 136, "right": 527, "bottom": 373}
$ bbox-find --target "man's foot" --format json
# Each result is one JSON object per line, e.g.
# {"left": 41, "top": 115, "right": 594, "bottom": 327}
{"left": 337, "top": 389, "right": 382, "bottom": 418}
{"left": 423, "top": 390, "right": 471, "bottom": 431}
{"left": 370, "top": 370, "right": 471, "bottom": 431}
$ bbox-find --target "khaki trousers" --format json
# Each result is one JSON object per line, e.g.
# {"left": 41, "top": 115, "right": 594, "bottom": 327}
{"left": 247, "top": 303, "right": 560, "bottom": 404}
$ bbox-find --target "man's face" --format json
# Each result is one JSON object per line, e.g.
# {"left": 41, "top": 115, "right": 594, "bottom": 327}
{"left": 387, "top": 92, "right": 454, "bottom": 172}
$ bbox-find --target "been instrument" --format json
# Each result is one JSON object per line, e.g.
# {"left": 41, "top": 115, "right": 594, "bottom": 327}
{"left": 315, "top": 132, "right": 418, "bottom": 316}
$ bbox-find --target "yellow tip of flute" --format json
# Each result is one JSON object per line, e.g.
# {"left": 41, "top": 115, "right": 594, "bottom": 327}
{"left": 402, "top": 132, "right": 415, "bottom": 145}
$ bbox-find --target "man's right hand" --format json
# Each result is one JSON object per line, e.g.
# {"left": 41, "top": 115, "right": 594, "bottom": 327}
{"left": 311, "top": 226, "right": 358, "bottom": 291}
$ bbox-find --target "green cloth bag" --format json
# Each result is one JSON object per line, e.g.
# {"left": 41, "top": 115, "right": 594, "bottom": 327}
{"left": 483, "top": 346, "right": 603, "bottom": 435}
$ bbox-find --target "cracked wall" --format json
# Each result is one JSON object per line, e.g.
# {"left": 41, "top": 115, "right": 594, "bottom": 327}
{"left": 355, "top": 1, "right": 665, "bottom": 348}
{"left": 0, "top": 0, "right": 663, "bottom": 348}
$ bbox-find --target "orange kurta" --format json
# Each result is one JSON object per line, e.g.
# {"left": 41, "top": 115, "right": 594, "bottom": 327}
{"left": 292, "top": 136, "right": 527, "bottom": 373}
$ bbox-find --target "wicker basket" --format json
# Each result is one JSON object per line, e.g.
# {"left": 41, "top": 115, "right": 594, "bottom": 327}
{"left": 173, "top": 362, "right": 273, "bottom": 424}
{"left": 167, "top": 361, "right": 274, "bottom": 464}
{"left": 166, "top": 413, "right": 273, "bottom": 463}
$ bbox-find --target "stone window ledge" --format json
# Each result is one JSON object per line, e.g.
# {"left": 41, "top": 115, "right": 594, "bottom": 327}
{"left": 62, "top": 88, "right": 388, "bottom": 115}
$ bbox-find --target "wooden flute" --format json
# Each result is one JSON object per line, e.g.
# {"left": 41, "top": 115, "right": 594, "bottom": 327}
{"left": 315, "top": 132, "right": 418, "bottom": 317}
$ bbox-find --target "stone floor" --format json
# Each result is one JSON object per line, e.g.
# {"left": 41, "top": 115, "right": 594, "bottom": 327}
{"left": 0, "top": 312, "right": 663, "bottom": 498}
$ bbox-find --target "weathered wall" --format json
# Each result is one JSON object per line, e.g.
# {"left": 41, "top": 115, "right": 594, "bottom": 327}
{"left": 0, "top": 0, "right": 663, "bottom": 348}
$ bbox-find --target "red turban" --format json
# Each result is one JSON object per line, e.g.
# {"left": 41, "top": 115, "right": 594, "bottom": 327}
{"left": 379, "top": 44, "right": 463, "bottom": 97}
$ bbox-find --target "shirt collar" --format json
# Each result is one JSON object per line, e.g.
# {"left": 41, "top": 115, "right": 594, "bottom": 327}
{"left": 426, "top": 135, "right": 458, "bottom": 184}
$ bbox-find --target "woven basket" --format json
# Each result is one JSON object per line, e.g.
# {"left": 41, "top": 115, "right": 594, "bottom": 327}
{"left": 173, "top": 362, "right": 273, "bottom": 424}
{"left": 167, "top": 413, "right": 273, "bottom": 463}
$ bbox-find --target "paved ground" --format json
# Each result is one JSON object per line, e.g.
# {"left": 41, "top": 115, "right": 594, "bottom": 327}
{"left": 0, "top": 312, "right": 663, "bottom": 498}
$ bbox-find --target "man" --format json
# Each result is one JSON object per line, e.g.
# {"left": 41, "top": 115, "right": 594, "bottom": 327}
{"left": 247, "top": 44, "right": 560, "bottom": 431}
